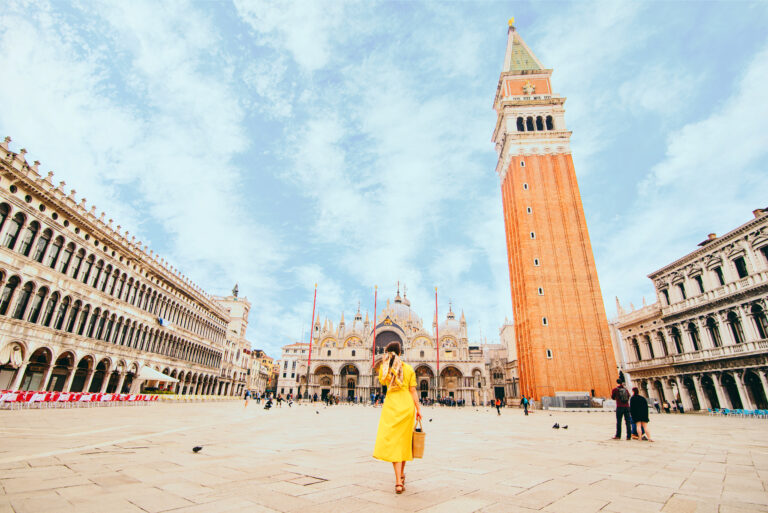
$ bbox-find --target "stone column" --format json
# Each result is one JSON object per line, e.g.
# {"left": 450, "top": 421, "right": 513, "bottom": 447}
{"left": 739, "top": 304, "right": 760, "bottom": 342}
{"left": 713, "top": 373, "right": 731, "bottom": 409}
{"left": 692, "top": 375, "right": 710, "bottom": 410}
{"left": 9, "top": 362, "right": 28, "bottom": 390}
{"left": 41, "top": 365, "right": 55, "bottom": 391}
{"left": 63, "top": 367, "right": 76, "bottom": 392}
{"left": 115, "top": 372, "right": 127, "bottom": 394}
{"left": 734, "top": 372, "right": 755, "bottom": 410}
{"left": 758, "top": 371, "right": 768, "bottom": 405}
{"left": 661, "top": 378, "right": 676, "bottom": 404}
{"left": 99, "top": 373, "right": 110, "bottom": 394}
{"left": 674, "top": 376, "right": 694, "bottom": 411}
{"left": 83, "top": 370, "right": 95, "bottom": 394}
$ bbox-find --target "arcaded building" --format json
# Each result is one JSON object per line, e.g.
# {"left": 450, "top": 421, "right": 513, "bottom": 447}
{"left": 0, "top": 137, "right": 247, "bottom": 396}
{"left": 491, "top": 22, "right": 615, "bottom": 399}
{"left": 617, "top": 209, "right": 768, "bottom": 410}
{"left": 288, "top": 288, "right": 510, "bottom": 404}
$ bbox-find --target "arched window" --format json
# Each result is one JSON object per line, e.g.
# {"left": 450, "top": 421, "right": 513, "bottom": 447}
{"left": 546, "top": 115, "right": 553, "bottom": 130}
{"left": 58, "top": 242, "right": 75, "bottom": 274}
{"left": 517, "top": 117, "right": 525, "bottom": 131}
{"left": 80, "top": 255, "right": 94, "bottom": 284}
{"left": 631, "top": 338, "right": 642, "bottom": 361}
{"left": 351, "top": 350, "right": 356, "bottom": 357}
{"left": 0, "top": 203, "right": 9, "bottom": 231}
{"left": 671, "top": 327, "right": 683, "bottom": 353}
{"left": 706, "top": 317, "right": 722, "bottom": 347}
{"left": 86, "top": 308, "right": 100, "bottom": 338}
{"left": 70, "top": 249, "right": 85, "bottom": 279}
{"left": 727, "top": 311, "right": 745, "bottom": 343}
{"left": 18, "top": 221, "right": 39, "bottom": 257}
{"left": 526, "top": 116, "right": 534, "bottom": 131}
{"left": 108, "top": 270, "right": 119, "bottom": 295}
{"left": 66, "top": 300, "right": 81, "bottom": 332}
{"left": 95, "top": 311, "right": 108, "bottom": 340}
{"left": 91, "top": 260, "right": 104, "bottom": 289}
{"left": 45, "top": 236, "right": 63, "bottom": 268}
{"left": 112, "top": 317, "right": 123, "bottom": 344}
{"left": 751, "top": 304, "right": 768, "bottom": 339}
{"left": 116, "top": 275, "right": 127, "bottom": 298}
{"left": 687, "top": 322, "right": 700, "bottom": 351}
{"left": 41, "top": 292, "right": 60, "bottom": 327}
{"left": 677, "top": 283, "right": 687, "bottom": 300}
{"left": 32, "top": 228, "right": 52, "bottom": 262}
{"left": 536, "top": 116, "right": 544, "bottom": 131}
{"left": 53, "top": 296, "right": 71, "bottom": 330}
{"left": 3, "top": 213, "right": 25, "bottom": 250}
{"left": 657, "top": 332, "right": 668, "bottom": 357}
{"left": 11, "top": 281, "right": 34, "bottom": 320}
{"left": 77, "top": 305, "right": 90, "bottom": 335}
{"left": 101, "top": 265, "right": 112, "bottom": 292}
{"left": 0, "top": 276, "right": 21, "bottom": 315}
{"left": 27, "top": 287, "right": 48, "bottom": 324}
{"left": 644, "top": 335, "right": 655, "bottom": 358}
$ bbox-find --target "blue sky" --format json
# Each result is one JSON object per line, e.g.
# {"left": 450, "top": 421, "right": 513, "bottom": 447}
{"left": 1, "top": 1, "right": 767, "bottom": 357}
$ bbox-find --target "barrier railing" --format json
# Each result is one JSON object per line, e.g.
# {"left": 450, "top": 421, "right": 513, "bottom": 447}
{"left": 0, "top": 390, "right": 158, "bottom": 410}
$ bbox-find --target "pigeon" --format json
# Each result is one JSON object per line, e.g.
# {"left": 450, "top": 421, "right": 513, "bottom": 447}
{"left": 429, "top": 419, "right": 432, "bottom": 422}
{"left": 192, "top": 446, "right": 203, "bottom": 453}
{"left": 562, "top": 425, "right": 568, "bottom": 429}
{"left": 316, "top": 411, "right": 319, "bottom": 414}
{"left": 552, "top": 423, "right": 560, "bottom": 429}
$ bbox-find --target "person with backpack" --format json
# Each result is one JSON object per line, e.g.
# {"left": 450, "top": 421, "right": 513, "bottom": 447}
{"left": 520, "top": 395, "right": 529, "bottom": 416}
{"left": 611, "top": 379, "right": 631, "bottom": 440}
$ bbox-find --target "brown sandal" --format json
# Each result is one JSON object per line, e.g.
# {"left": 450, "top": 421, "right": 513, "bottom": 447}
{"left": 395, "top": 484, "right": 404, "bottom": 494}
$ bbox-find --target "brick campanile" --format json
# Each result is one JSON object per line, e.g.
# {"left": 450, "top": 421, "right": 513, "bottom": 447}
{"left": 492, "top": 21, "right": 615, "bottom": 400}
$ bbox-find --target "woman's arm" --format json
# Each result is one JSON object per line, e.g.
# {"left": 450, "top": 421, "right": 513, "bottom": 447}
{"left": 409, "top": 386, "right": 422, "bottom": 420}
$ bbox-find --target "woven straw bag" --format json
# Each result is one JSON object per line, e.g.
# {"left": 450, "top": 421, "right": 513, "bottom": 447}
{"left": 412, "top": 418, "right": 425, "bottom": 458}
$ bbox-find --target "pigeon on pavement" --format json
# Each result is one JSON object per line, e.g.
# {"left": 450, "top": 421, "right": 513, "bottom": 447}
{"left": 192, "top": 446, "right": 203, "bottom": 453}
{"left": 552, "top": 423, "right": 560, "bottom": 429}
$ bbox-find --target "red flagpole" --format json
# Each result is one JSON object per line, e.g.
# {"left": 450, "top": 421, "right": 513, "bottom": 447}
{"left": 306, "top": 284, "right": 317, "bottom": 397}
{"left": 435, "top": 287, "right": 439, "bottom": 376}
{"left": 372, "top": 285, "right": 377, "bottom": 369}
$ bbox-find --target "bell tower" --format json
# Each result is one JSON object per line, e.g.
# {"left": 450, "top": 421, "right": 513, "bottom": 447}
{"left": 492, "top": 19, "right": 615, "bottom": 400}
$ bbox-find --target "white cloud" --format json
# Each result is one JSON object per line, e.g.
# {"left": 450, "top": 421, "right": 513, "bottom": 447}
{"left": 599, "top": 41, "right": 768, "bottom": 311}
{"left": 0, "top": 1, "right": 285, "bottom": 349}
{"left": 233, "top": 0, "right": 347, "bottom": 72}
{"left": 618, "top": 66, "right": 693, "bottom": 116}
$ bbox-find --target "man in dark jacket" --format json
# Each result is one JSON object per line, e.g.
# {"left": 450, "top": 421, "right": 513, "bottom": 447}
{"left": 611, "top": 379, "right": 631, "bottom": 440}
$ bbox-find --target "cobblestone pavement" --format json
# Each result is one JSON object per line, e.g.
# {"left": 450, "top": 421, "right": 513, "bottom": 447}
{"left": 1, "top": 402, "right": 767, "bottom": 512}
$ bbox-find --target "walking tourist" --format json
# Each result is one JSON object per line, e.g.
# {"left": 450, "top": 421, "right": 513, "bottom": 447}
{"left": 244, "top": 389, "right": 251, "bottom": 407}
{"left": 663, "top": 400, "right": 671, "bottom": 413}
{"left": 495, "top": 398, "right": 501, "bottom": 416}
{"left": 653, "top": 398, "right": 660, "bottom": 413}
{"left": 373, "top": 341, "right": 422, "bottom": 495}
{"left": 629, "top": 387, "right": 653, "bottom": 442}
{"left": 611, "top": 379, "right": 631, "bottom": 440}
{"left": 520, "top": 395, "right": 529, "bottom": 415}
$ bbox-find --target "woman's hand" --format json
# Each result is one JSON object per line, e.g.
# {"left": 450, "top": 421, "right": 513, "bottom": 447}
{"left": 415, "top": 410, "right": 422, "bottom": 421}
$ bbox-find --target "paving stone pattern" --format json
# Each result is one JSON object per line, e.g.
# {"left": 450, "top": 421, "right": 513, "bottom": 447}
{"left": 1, "top": 403, "right": 767, "bottom": 512}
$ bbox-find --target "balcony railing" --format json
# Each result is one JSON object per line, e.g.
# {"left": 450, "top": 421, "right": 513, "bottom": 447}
{"left": 663, "top": 271, "right": 767, "bottom": 316}
{"left": 625, "top": 338, "right": 768, "bottom": 371}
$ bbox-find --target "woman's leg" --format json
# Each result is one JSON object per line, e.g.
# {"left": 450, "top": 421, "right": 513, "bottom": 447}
{"left": 392, "top": 462, "right": 402, "bottom": 488}
{"left": 401, "top": 461, "right": 406, "bottom": 482}
{"left": 641, "top": 422, "right": 652, "bottom": 441}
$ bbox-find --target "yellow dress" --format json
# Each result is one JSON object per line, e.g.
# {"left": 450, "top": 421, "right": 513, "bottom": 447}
{"left": 373, "top": 363, "right": 416, "bottom": 462}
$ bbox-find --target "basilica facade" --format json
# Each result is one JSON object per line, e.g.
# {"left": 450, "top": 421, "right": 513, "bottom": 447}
{"left": 286, "top": 289, "right": 505, "bottom": 404}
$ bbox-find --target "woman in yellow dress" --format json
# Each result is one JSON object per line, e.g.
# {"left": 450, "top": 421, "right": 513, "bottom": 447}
{"left": 373, "top": 341, "right": 422, "bottom": 494}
